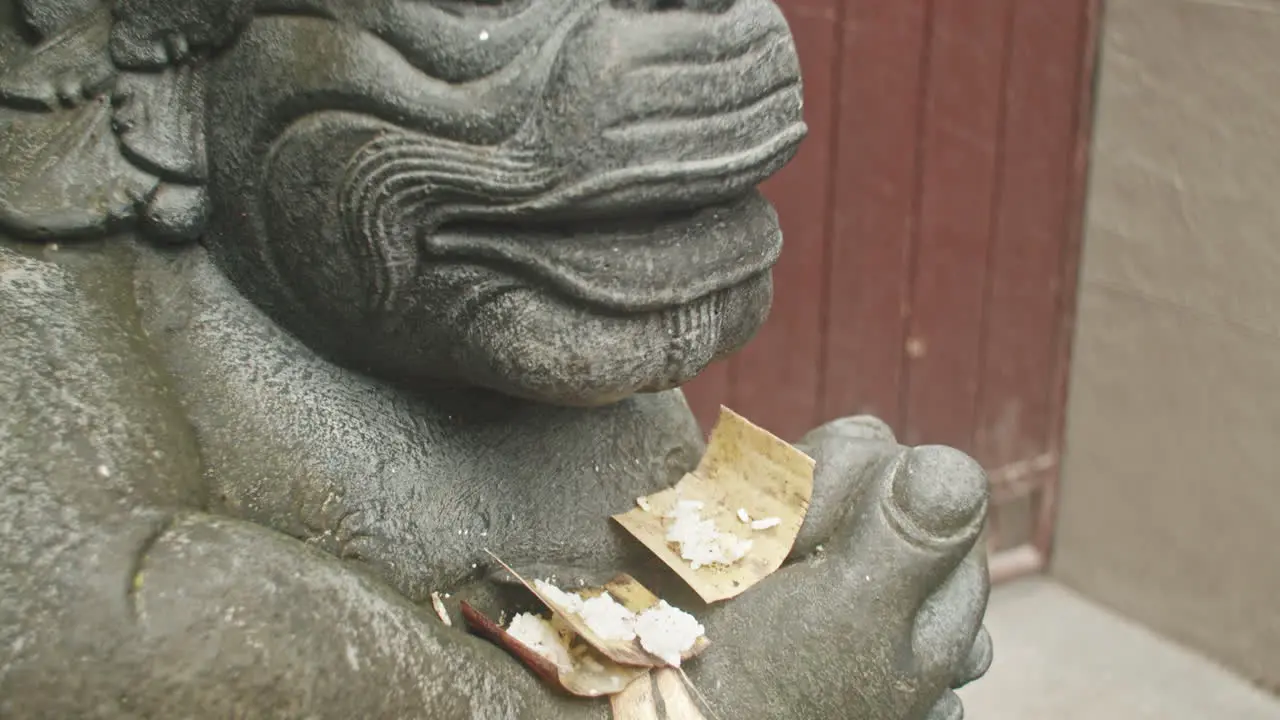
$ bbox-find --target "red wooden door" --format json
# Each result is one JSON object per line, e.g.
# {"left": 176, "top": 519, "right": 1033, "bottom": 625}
{"left": 682, "top": 0, "right": 1101, "bottom": 579}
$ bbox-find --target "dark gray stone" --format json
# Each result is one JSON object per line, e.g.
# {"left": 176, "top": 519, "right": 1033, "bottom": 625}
{"left": 0, "top": 1, "right": 992, "bottom": 717}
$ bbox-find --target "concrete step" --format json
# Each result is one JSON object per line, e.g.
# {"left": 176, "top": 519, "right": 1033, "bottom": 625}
{"left": 957, "top": 578, "right": 1280, "bottom": 719}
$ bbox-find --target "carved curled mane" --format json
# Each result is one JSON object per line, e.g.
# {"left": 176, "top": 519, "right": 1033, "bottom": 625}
{"left": 0, "top": 0, "right": 213, "bottom": 244}
{"left": 338, "top": 131, "right": 558, "bottom": 313}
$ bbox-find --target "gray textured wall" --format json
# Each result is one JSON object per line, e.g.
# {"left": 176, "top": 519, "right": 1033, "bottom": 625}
{"left": 1054, "top": 0, "right": 1280, "bottom": 692}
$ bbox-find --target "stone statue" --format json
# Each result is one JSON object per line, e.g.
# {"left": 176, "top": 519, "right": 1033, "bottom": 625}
{"left": 0, "top": 0, "right": 992, "bottom": 717}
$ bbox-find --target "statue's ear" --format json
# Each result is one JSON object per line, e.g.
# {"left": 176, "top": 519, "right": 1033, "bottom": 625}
{"left": 0, "top": 0, "right": 209, "bottom": 243}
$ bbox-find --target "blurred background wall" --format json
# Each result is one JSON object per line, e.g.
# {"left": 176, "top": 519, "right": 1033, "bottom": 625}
{"left": 1054, "top": 0, "right": 1280, "bottom": 691}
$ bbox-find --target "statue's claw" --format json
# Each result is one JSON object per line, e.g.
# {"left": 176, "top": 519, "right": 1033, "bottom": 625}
{"left": 890, "top": 445, "right": 990, "bottom": 545}
{"left": 954, "top": 626, "right": 994, "bottom": 688}
{"left": 163, "top": 31, "right": 191, "bottom": 63}
{"left": 792, "top": 415, "right": 898, "bottom": 556}
{"left": 925, "top": 690, "right": 964, "bottom": 720}
{"left": 884, "top": 446, "right": 992, "bottom": 705}
{"left": 799, "top": 414, "right": 897, "bottom": 447}
{"left": 827, "top": 442, "right": 989, "bottom": 631}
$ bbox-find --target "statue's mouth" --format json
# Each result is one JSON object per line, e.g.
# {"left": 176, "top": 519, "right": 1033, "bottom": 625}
{"left": 420, "top": 124, "right": 803, "bottom": 313}
{"left": 430, "top": 191, "right": 780, "bottom": 313}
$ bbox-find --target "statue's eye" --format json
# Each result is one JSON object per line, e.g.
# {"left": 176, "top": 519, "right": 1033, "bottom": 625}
{"left": 428, "top": 0, "right": 533, "bottom": 20}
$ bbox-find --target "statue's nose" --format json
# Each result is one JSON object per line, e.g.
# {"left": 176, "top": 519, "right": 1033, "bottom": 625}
{"left": 611, "top": 0, "right": 735, "bottom": 13}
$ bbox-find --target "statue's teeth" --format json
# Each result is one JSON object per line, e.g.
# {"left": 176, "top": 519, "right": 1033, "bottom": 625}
{"left": 662, "top": 292, "right": 722, "bottom": 382}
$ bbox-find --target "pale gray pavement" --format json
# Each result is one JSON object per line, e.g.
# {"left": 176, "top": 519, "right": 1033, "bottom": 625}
{"left": 958, "top": 578, "right": 1280, "bottom": 719}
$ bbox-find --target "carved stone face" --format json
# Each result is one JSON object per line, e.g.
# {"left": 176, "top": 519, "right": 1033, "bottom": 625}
{"left": 0, "top": 0, "right": 805, "bottom": 406}
{"left": 201, "top": 0, "right": 806, "bottom": 406}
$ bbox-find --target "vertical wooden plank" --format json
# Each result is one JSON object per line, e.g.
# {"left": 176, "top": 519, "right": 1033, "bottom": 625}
{"left": 900, "top": 0, "right": 1013, "bottom": 450}
{"left": 973, "top": 0, "right": 1087, "bottom": 475}
{"left": 819, "top": 1, "right": 930, "bottom": 432}
{"left": 1038, "top": 0, "right": 1102, "bottom": 561}
{"left": 729, "top": 0, "right": 840, "bottom": 441}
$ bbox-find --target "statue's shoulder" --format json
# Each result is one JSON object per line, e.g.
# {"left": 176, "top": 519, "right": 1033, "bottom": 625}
{"left": 0, "top": 241, "right": 141, "bottom": 379}
{"left": 0, "top": 239, "right": 204, "bottom": 509}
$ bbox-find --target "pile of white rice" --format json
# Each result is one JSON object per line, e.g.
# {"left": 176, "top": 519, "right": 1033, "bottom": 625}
{"left": 663, "top": 499, "right": 753, "bottom": 570}
{"left": 506, "top": 613, "right": 574, "bottom": 673}
{"left": 522, "top": 580, "right": 706, "bottom": 668}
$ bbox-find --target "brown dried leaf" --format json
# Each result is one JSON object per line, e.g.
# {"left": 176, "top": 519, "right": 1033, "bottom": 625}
{"left": 654, "top": 668, "right": 710, "bottom": 719}
{"left": 609, "top": 670, "right": 710, "bottom": 720}
{"left": 461, "top": 602, "right": 649, "bottom": 698}
{"left": 612, "top": 407, "right": 815, "bottom": 603}
{"left": 483, "top": 551, "right": 709, "bottom": 668}
{"left": 610, "top": 673, "right": 661, "bottom": 720}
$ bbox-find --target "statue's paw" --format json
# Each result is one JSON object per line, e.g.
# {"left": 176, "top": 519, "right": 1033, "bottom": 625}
{"left": 691, "top": 439, "right": 991, "bottom": 718}
{"left": 806, "top": 433, "right": 993, "bottom": 698}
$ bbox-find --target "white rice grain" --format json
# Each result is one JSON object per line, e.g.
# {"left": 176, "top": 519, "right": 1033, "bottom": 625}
{"left": 578, "top": 592, "right": 638, "bottom": 642}
{"left": 635, "top": 601, "right": 706, "bottom": 667}
{"left": 664, "top": 500, "right": 753, "bottom": 569}
{"left": 534, "top": 579, "right": 586, "bottom": 615}
{"left": 507, "top": 613, "right": 574, "bottom": 673}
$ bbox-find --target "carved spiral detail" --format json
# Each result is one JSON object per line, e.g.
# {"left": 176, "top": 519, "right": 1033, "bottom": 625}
{"left": 337, "top": 132, "right": 558, "bottom": 314}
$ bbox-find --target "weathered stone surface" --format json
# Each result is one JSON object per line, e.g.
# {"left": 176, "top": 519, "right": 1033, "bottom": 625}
{"left": 0, "top": 1, "right": 991, "bottom": 717}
